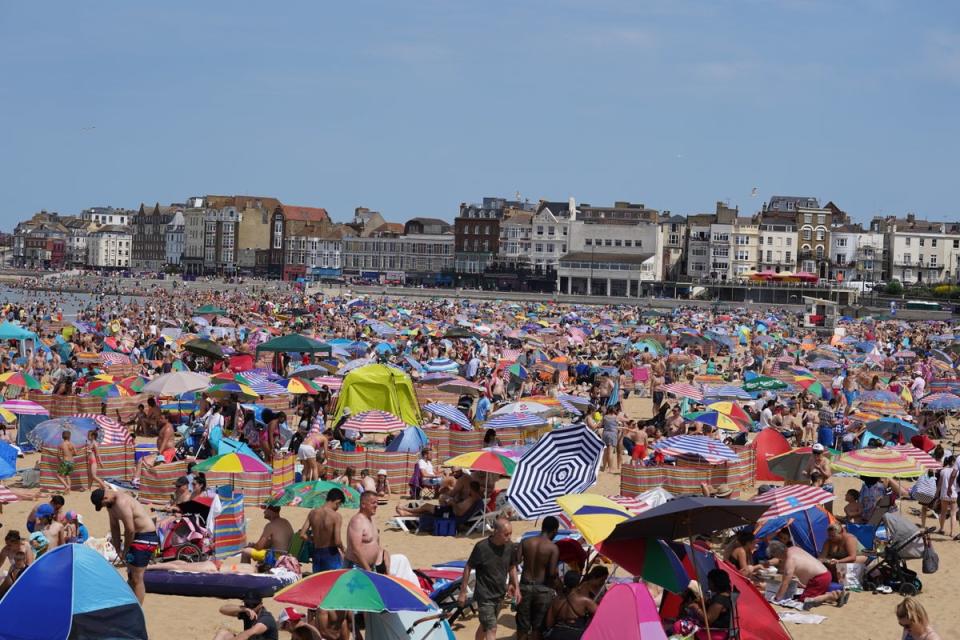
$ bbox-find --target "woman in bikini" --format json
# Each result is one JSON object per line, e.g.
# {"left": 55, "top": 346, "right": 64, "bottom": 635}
{"left": 544, "top": 566, "right": 608, "bottom": 640}
{"left": 85, "top": 429, "right": 106, "bottom": 491}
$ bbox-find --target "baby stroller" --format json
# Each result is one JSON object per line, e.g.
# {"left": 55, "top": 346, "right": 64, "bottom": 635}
{"left": 157, "top": 497, "right": 215, "bottom": 563}
{"left": 862, "top": 512, "right": 925, "bottom": 596}
{"left": 175, "top": 420, "right": 211, "bottom": 460}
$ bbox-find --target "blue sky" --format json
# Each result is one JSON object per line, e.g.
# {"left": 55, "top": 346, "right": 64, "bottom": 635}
{"left": 1, "top": 1, "right": 958, "bottom": 227}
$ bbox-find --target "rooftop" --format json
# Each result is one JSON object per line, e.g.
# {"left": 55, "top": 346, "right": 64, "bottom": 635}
{"left": 560, "top": 251, "right": 654, "bottom": 265}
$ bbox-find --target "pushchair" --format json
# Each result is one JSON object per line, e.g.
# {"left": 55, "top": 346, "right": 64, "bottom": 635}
{"left": 156, "top": 497, "right": 215, "bottom": 563}
{"left": 862, "top": 512, "right": 925, "bottom": 596}
{"left": 175, "top": 420, "right": 212, "bottom": 460}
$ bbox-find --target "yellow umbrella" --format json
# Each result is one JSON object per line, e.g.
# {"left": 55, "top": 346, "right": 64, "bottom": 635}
{"left": 556, "top": 494, "right": 632, "bottom": 547}
{"left": 0, "top": 407, "right": 16, "bottom": 424}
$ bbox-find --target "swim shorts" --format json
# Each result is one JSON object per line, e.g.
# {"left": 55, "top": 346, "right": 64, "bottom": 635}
{"left": 57, "top": 461, "right": 75, "bottom": 476}
{"left": 312, "top": 546, "right": 343, "bottom": 573}
{"left": 798, "top": 571, "right": 832, "bottom": 601}
{"left": 516, "top": 583, "right": 554, "bottom": 633}
{"left": 126, "top": 531, "right": 160, "bottom": 568}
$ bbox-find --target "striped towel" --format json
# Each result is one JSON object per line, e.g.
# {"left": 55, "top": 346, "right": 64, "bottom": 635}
{"left": 0, "top": 486, "right": 19, "bottom": 504}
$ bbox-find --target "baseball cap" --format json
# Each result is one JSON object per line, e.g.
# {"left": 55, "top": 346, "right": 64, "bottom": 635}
{"left": 277, "top": 607, "right": 304, "bottom": 625}
{"left": 377, "top": 469, "right": 387, "bottom": 476}
{"left": 812, "top": 443, "right": 825, "bottom": 453}
{"left": 36, "top": 504, "right": 55, "bottom": 518}
{"left": 64, "top": 510, "right": 82, "bottom": 523}
{"left": 90, "top": 488, "right": 106, "bottom": 511}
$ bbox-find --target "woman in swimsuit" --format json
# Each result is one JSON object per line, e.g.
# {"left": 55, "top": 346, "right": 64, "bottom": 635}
{"left": 85, "top": 429, "right": 106, "bottom": 491}
{"left": 544, "top": 566, "right": 608, "bottom": 640}
{"left": 896, "top": 596, "right": 942, "bottom": 640}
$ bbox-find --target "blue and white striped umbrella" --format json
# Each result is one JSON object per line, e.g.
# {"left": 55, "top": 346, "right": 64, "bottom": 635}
{"left": 484, "top": 412, "right": 548, "bottom": 430}
{"left": 919, "top": 392, "right": 960, "bottom": 411}
{"left": 701, "top": 385, "right": 753, "bottom": 401}
{"left": 423, "top": 402, "right": 473, "bottom": 430}
{"left": 241, "top": 373, "right": 289, "bottom": 396}
{"left": 654, "top": 435, "right": 738, "bottom": 464}
{"left": 423, "top": 358, "right": 460, "bottom": 373}
{"left": 508, "top": 424, "right": 604, "bottom": 519}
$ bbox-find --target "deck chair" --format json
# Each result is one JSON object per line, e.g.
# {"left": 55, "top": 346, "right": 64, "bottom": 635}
{"left": 463, "top": 492, "right": 512, "bottom": 537}
{"left": 867, "top": 495, "right": 893, "bottom": 527}
{"left": 727, "top": 587, "right": 741, "bottom": 640}
{"left": 408, "top": 464, "right": 438, "bottom": 500}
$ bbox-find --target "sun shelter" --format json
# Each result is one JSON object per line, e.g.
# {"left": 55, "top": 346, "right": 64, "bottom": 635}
{"left": 582, "top": 582, "right": 667, "bottom": 640}
{"left": 0, "top": 543, "right": 148, "bottom": 640}
{"left": 333, "top": 364, "right": 421, "bottom": 426}
{"left": 752, "top": 428, "right": 791, "bottom": 482}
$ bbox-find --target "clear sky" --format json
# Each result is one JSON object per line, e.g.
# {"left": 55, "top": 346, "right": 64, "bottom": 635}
{"left": 2, "top": 1, "right": 958, "bottom": 228}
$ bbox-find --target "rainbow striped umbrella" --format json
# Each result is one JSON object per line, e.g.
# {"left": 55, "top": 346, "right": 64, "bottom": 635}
{"left": 287, "top": 378, "right": 321, "bottom": 395}
{"left": 343, "top": 410, "right": 407, "bottom": 434}
{"left": 890, "top": 445, "right": 940, "bottom": 471}
{"left": 706, "top": 401, "right": 754, "bottom": 428}
{"left": 831, "top": 448, "right": 923, "bottom": 478}
{"left": 86, "top": 381, "right": 136, "bottom": 398}
{"left": 0, "top": 372, "right": 41, "bottom": 390}
{"left": 795, "top": 376, "right": 832, "bottom": 400}
{"left": 683, "top": 410, "right": 746, "bottom": 433}
{"left": 205, "top": 382, "right": 259, "bottom": 400}
{"left": 193, "top": 452, "right": 271, "bottom": 474}
{"left": 275, "top": 569, "right": 434, "bottom": 612}
{"left": 445, "top": 451, "right": 516, "bottom": 476}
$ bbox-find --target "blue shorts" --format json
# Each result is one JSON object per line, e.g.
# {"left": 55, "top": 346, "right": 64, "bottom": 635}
{"left": 423, "top": 477, "right": 441, "bottom": 486}
{"left": 126, "top": 531, "right": 160, "bottom": 568}
{"left": 312, "top": 546, "right": 343, "bottom": 573}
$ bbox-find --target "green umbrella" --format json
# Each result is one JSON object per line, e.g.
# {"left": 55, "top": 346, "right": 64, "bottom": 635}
{"left": 256, "top": 334, "right": 332, "bottom": 355}
{"left": 269, "top": 481, "right": 360, "bottom": 509}
{"left": 193, "top": 305, "right": 227, "bottom": 316}
{"left": 742, "top": 376, "right": 788, "bottom": 392}
{"left": 183, "top": 338, "right": 224, "bottom": 359}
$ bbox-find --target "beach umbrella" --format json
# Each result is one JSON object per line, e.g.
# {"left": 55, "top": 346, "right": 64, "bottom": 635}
{"left": 193, "top": 304, "right": 227, "bottom": 315}
{"left": 312, "top": 376, "right": 343, "bottom": 391}
{"left": 141, "top": 371, "right": 211, "bottom": 396}
{"left": 607, "top": 496, "right": 769, "bottom": 542}
{"left": 269, "top": 480, "right": 360, "bottom": 510}
{"left": 508, "top": 424, "right": 604, "bottom": 520}
{"left": 445, "top": 451, "right": 516, "bottom": 476}
{"left": 657, "top": 383, "right": 704, "bottom": 401}
{"left": 831, "top": 448, "right": 923, "bottom": 478}
{"left": 683, "top": 410, "right": 746, "bottom": 432}
{"left": 491, "top": 401, "right": 553, "bottom": 416}
{"left": 422, "top": 402, "right": 472, "bottom": 430}
{"left": 750, "top": 485, "right": 834, "bottom": 522}
{"left": 483, "top": 412, "right": 547, "bottom": 430}
{"left": 289, "top": 365, "right": 330, "bottom": 379}
{"left": 794, "top": 377, "right": 832, "bottom": 400}
{"left": 701, "top": 385, "right": 753, "bottom": 401}
{"left": 742, "top": 376, "right": 787, "bottom": 392}
{"left": 287, "top": 378, "right": 321, "bottom": 395}
{"left": 0, "top": 544, "right": 148, "bottom": 640}
{"left": 0, "top": 407, "right": 16, "bottom": 424}
{"left": 507, "top": 363, "right": 528, "bottom": 380}
{"left": 385, "top": 426, "right": 429, "bottom": 453}
{"left": 0, "top": 399, "right": 49, "bottom": 415}
{"left": 706, "top": 401, "right": 754, "bottom": 426}
{"left": 654, "top": 435, "right": 738, "bottom": 463}
{"left": 85, "top": 381, "right": 135, "bottom": 398}
{"left": 206, "top": 382, "right": 259, "bottom": 400}
{"left": 27, "top": 417, "right": 99, "bottom": 448}
{"left": 865, "top": 417, "right": 918, "bottom": 440}
{"left": 418, "top": 371, "right": 457, "bottom": 385}
{"left": 183, "top": 338, "right": 224, "bottom": 359}
{"left": 275, "top": 569, "right": 434, "bottom": 613}
{"left": 423, "top": 358, "right": 459, "bottom": 373}
{"left": 436, "top": 378, "right": 484, "bottom": 396}
{"left": 343, "top": 410, "right": 407, "bottom": 434}
{"left": 256, "top": 333, "right": 332, "bottom": 355}
{"left": 766, "top": 447, "right": 818, "bottom": 482}
{"left": 0, "top": 485, "right": 19, "bottom": 504}
{"left": 919, "top": 392, "right": 960, "bottom": 411}
{"left": 0, "top": 372, "right": 41, "bottom": 390}
{"left": 596, "top": 537, "right": 690, "bottom": 594}
{"left": 890, "top": 445, "right": 940, "bottom": 471}
{"left": 0, "top": 457, "right": 15, "bottom": 481}
{"left": 556, "top": 494, "right": 632, "bottom": 547}
{"left": 194, "top": 452, "right": 272, "bottom": 474}
{"left": 557, "top": 393, "right": 591, "bottom": 409}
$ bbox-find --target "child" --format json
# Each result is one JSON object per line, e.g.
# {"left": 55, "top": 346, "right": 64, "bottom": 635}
{"left": 56, "top": 430, "right": 78, "bottom": 493}
{"left": 843, "top": 489, "right": 863, "bottom": 524}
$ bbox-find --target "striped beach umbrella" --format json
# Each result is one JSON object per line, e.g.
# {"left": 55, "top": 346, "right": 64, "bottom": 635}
{"left": 311, "top": 376, "right": 343, "bottom": 391}
{"left": 73, "top": 414, "right": 132, "bottom": 445}
{"left": 683, "top": 410, "right": 746, "bottom": 432}
{"left": 85, "top": 381, "right": 136, "bottom": 398}
{"left": 795, "top": 377, "right": 832, "bottom": 400}
{"left": 422, "top": 402, "right": 472, "bottom": 430}
{"left": 508, "top": 424, "right": 604, "bottom": 519}
{"left": 275, "top": 569, "right": 434, "bottom": 613}
{"left": 343, "top": 410, "right": 407, "bottom": 434}
{"left": 654, "top": 435, "right": 738, "bottom": 464}
{"left": 556, "top": 494, "right": 632, "bottom": 547}
{"left": 287, "top": 378, "right": 321, "bottom": 395}
{"left": 890, "top": 445, "right": 940, "bottom": 471}
{"left": 706, "top": 401, "right": 754, "bottom": 427}
{"left": 919, "top": 392, "right": 960, "bottom": 411}
{"left": 483, "top": 412, "right": 547, "bottom": 430}
{"left": 237, "top": 373, "right": 289, "bottom": 396}
{"left": 831, "top": 448, "right": 923, "bottom": 478}
{"left": 445, "top": 451, "right": 516, "bottom": 476}
{"left": 206, "top": 382, "right": 259, "bottom": 400}
{"left": 657, "top": 383, "right": 703, "bottom": 401}
{"left": 193, "top": 452, "right": 271, "bottom": 474}
{"left": 0, "top": 400, "right": 49, "bottom": 416}
{"left": 0, "top": 372, "right": 41, "bottom": 391}
{"left": 750, "top": 485, "right": 834, "bottom": 522}
{"left": 423, "top": 358, "right": 459, "bottom": 373}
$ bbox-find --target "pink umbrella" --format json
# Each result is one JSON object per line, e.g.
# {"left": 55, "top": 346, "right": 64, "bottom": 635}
{"left": 890, "top": 445, "right": 940, "bottom": 471}
{"left": 583, "top": 582, "right": 667, "bottom": 640}
{"left": 0, "top": 400, "right": 49, "bottom": 416}
{"left": 343, "top": 410, "right": 407, "bottom": 434}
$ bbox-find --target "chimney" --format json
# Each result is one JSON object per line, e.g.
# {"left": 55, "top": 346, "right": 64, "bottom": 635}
{"left": 906, "top": 212, "right": 915, "bottom": 223}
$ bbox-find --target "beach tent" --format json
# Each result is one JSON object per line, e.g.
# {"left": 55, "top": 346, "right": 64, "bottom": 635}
{"left": 716, "top": 558, "right": 791, "bottom": 640}
{"left": 582, "top": 582, "right": 667, "bottom": 640}
{"left": 0, "top": 543, "right": 147, "bottom": 639}
{"left": 333, "top": 364, "right": 421, "bottom": 426}
{"left": 364, "top": 608, "right": 455, "bottom": 640}
{"left": 385, "top": 426, "right": 429, "bottom": 453}
{"left": 752, "top": 428, "right": 792, "bottom": 482}
{"left": 756, "top": 505, "right": 831, "bottom": 557}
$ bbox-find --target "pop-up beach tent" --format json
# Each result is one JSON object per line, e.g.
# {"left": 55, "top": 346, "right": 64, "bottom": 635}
{"left": 333, "top": 364, "right": 421, "bottom": 426}
{"left": 0, "top": 543, "right": 148, "bottom": 639}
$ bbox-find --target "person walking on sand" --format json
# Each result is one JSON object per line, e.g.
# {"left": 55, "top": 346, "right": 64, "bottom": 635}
{"left": 459, "top": 517, "right": 520, "bottom": 640}
{"left": 56, "top": 430, "right": 78, "bottom": 492}
{"left": 298, "top": 488, "right": 345, "bottom": 573}
{"left": 91, "top": 488, "right": 158, "bottom": 604}
{"left": 85, "top": 428, "right": 106, "bottom": 491}
{"left": 517, "top": 516, "right": 560, "bottom": 640}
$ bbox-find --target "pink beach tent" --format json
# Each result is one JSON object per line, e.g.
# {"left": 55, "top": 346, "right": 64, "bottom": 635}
{"left": 582, "top": 582, "right": 667, "bottom": 640}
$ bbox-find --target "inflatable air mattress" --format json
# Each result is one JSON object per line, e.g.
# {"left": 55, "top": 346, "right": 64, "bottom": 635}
{"left": 144, "top": 570, "right": 295, "bottom": 599}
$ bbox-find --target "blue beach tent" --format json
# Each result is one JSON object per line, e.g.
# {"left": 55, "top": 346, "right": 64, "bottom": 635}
{"left": 0, "top": 543, "right": 148, "bottom": 639}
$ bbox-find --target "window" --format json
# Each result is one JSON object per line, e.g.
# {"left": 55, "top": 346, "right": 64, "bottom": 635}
{"left": 712, "top": 233, "right": 729, "bottom": 242}
{"left": 536, "top": 226, "right": 544, "bottom": 235}
{"left": 766, "top": 250, "right": 772, "bottom": 261}
{"left": 785, "top": 251, "right": 792, "bottom": 263}
{"left": 804, "top": 260, "right": 815, "bottom": 273}
{"left": 736, "top": 250, "right": 750, "bottom": 261}
{"left": 803, "top": 214, "right": 812, "bottom": 224}
{"left": 548, "top": 226, "right": 555, "bottom": 236}
{"left": 802, "top": 229, "right": 812, "bottom": 241}
{"left": 786, "top": 237, "right": 792, "bottom": 246}
{"left": 816, "top": 246, "right": 824, "bottom": 259}
{"left": 815, "top": 229, "right": 825, "bottom": 241}
{"left": 624, "top": 239, "right": 632, "bottom": 247}
{"left": 585, "top": 238, "right": 592, "bottom": 246}
{"left": 736, "top": 235, "right": 749, "bottom": 245}
{"left": 713, "top": 246, "right": 729, "bottom": 258}
{"left": 905, "top": 237, "right": 911, "bottom": 246}
{"left": 836, "top": 238, "right": 847, "bottom": 247}
{"left": 817, "top": 214, "right": 825, "bottom": 224}
{"left": 604, "top": 239, "right": 612, "bottom": 247}
{"left": 836, "top": 253, "right": 846, "bottom": 265}
{"left": 614, "top": 240, "right": 622, "bottom": 247}
{"left": 547, "top": 243, "right": 554, "bottom": 252}
{"left": 932, "top": 238, "right": 938, "bottom": 247}
{"left": 930, "top": 255, "right": 938, "bottom": 267}
{"left": 904, "top": 253, "right": 912, "bottom": 264}
{"left": 920, "top": 238, "right": 925, "bottom": 247}
{"left": 766, "top": 236, "right": 773, "bottom": 245}
{"left": 562, "top": 244, "right": 567, "bottom": 252}
{"left": 669, "top": 234, "right": 680, "bottom": 245}
{"left": 954, "top": 240, "right": 959, "bottom": 249}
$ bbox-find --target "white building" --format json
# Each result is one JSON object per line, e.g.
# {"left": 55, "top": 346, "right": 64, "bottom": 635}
{"left": 557, "top": 219, "right": 660, "bottom": 296}
{"left": 830, "top": 225, "right": 883, "bottom": 283}
{"left": 658, "top": 214, "right": 687, "bottom": 280}
{"left": 685, "top": 214, "right": 712, "bottom": 278}
{"left": 757, "top": 214, "right": 798, "bottom": 273}
{"left": 81, "top": 207, "right": 131, "bottom": 227}
{"left": 496, "top": 209, "right": 533, "bottom": 270}
{"left": 873, "top": 215, "right": 960, "bottom": 284}
{"left": 530, "top": 201, "right": 574, "bottom": 271}
{"left": 87, "top": 225, "right": 132, "bottom": 269}
{"left": 165, "top": 211, "right": 185, "bottom": 267}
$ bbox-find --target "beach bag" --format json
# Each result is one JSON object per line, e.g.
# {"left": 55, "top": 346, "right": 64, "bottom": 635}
{"left": 840, "top": 563, "right": 863, "bottom": 590}
{"left": 911, "top": 475, "right": 937, "bottom": 506}
{"left": 922, "top": 536, "right": 939, "bottom": 574}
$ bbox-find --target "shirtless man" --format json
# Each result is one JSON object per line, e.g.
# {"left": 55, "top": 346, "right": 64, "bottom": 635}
{"left": 132, "top": 414, "right": 176, "bottom": 485}
{"left": 345, "top": 491, "right": 389, "bottom": 573}
{"left": 241, "top": 505, "right": 294, "bottom": 564}
{"left": 0, "top": 530, "right": 34, "bottom": 572}
{"left": 299, "top": 488, "right": 345, "bottom": 573}
{"left": 767, "top": 540, "right": 849, "bottom": 610}
{"left": 36, "top": 504, "right": 65, "bottom": 551}
{"left": 396, "top": 481, "right": 482, "bottom": 519}
{"left": 517, "top": 516, "right": 560, "bottom": 640}
{"left": 438, "top": 468, "right": 471, "bottom": 506}
{"left": 56, "top": 430, "right": 78, "bottom": 492}
{"left": 91, "top": 488, "right": 158, "bottom": 603}
{"left": 783, "top": 406, "right": 802, "bottom": 444}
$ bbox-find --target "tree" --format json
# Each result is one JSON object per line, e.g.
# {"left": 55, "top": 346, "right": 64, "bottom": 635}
{"left": 884, "top": 279, "right": 903, "bottom": 295}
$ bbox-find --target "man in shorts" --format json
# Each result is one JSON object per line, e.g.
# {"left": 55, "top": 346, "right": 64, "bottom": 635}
{"left": 459, "top": 517, "right": 520, "bottom": 640}
{"left": 91, "top": 488, "right": 158, "bottom": 603}
{"left": 517, "top": 516, "right": 559, "bottom": 640}
{"left": 56, "top": 430, "right": 78, "bottom": 492}
{"left": 767, "top": 540, "right": 850, "bottom": 610}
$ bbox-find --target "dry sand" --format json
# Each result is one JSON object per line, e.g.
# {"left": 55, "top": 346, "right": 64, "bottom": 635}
{"left": 4, "top": 398, "right": 959, "bottom": 639}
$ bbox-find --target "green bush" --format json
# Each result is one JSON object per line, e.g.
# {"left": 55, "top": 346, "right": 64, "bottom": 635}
{"left": 884, "top": 279, "right": 903, "bottom": 295}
